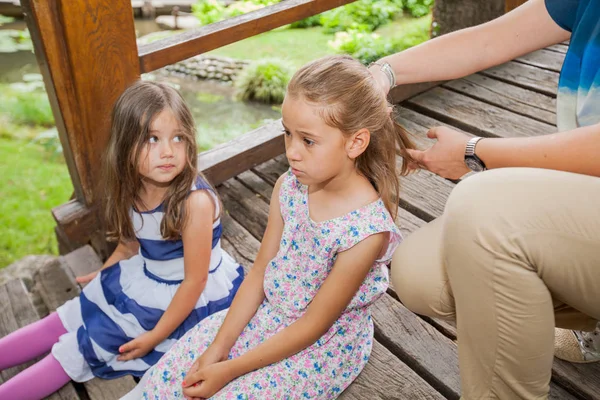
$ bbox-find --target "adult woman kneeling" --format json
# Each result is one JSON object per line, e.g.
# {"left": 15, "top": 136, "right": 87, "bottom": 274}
{"left": 368, "top": 0, "right": 600, "bottom": 398}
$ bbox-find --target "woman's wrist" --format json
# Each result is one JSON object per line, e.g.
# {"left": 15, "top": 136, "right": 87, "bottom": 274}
{"left": 368, "top": 64, "right": 392, "bottom": 95}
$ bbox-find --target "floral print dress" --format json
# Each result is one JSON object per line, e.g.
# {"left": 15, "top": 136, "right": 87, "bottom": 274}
{"left": 141, "top": 170, "right": 402, "bottom": 399}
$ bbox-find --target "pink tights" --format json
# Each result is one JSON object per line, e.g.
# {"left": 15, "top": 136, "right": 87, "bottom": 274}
{"left": 0, "top": 312, "right": 72, "bottom": 399}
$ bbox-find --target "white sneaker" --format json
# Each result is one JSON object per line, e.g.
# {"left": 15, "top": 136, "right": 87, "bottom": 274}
{"left": 555, "top": 325, "right": 600, "bottom": 363}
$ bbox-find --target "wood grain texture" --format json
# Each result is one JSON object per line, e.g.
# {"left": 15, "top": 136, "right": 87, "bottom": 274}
{"left": 139, "top": 0, "right": 357, "bottom": 72}
{"left": 515, "top": 48, "right": 565, "bottom": 73}
{"left": 481, "top": 61, "right": 559, "bottom": 97}
{"left": 22, "top": 0, "right": 140, "bottom": 206}
{"left": 443, "top": 74, "right": 557, "bottom": 126}
{"left": 406, "top": 86, "right": 556, "bottom": 138}
{"left": 200, "top": 120, "right": 285, "bottom": 186}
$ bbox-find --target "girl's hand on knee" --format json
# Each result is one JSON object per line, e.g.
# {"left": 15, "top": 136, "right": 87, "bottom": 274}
{"left": 182, "top": 361, "right": 235, "bottom": 398}
{"left": 117, "top": 331, "right": 159, "bottom": 361}
{"left": 406, "top": 126, "right": 471, "bottom": 180}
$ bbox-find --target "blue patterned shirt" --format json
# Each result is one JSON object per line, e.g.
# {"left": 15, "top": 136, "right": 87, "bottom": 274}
{"left": 545, "top": 0, "right": 600, "bottom": 130}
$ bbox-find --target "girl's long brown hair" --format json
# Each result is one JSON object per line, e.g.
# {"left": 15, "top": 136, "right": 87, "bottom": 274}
{"left": 103, "top": 80, "right": 210, "bottom": 241}
{"left": 286, "top": 55, "right": 415, "bottom": 219}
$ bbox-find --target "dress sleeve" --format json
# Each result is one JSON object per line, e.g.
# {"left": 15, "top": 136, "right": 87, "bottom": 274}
{"left": 544, "top": 0, "right": 579, "bottom": 32}
{"left": 336, "top": 204, "right": 402, "bottom": 264}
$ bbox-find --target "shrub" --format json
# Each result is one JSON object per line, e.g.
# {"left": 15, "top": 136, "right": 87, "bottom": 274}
{"left": 0, "top": 74, "right": 54, "bottom": 127}
{"left": 235, "top": 58, "right": 292, "bottom": 104}
{"left": 192, "top": 0, "right": 280, "bottom": 25}
{"left": 192, "top": 0, "right": 226, "bottom": 25}
{"left": 320, "top": 0, "right": 403, "bottom": 33}
{"left": 404, "top": 0, "right": 434, "bottom": 17}
{"left": 329, "top": 17, "right": 430, "bottom": 65}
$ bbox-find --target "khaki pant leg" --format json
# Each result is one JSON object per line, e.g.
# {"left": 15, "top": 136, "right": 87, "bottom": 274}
{"left": 443, "top": 168, "right": 600, "bottom": 400}
{"left": 391, "top": 217, "right": 455, "bottom": 319}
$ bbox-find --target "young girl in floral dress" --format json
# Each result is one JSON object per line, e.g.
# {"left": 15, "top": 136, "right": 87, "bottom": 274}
{"left": 127, "top": 55, "right": 416, "bottom": 399}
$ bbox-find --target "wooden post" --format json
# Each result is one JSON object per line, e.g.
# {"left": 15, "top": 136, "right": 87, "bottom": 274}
{"left": 432, "top": 0, "right": 505, "bottom": 37}
{"left": 21, "top": 0, "right": 140, "bottom": 257}
{"left": 505, "top": 0, "right": 528, "bottom": 13}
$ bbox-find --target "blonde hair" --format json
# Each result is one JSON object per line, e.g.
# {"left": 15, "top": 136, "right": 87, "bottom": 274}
{"left": 103, "top": 80, "right": 211, "bottom": 241}
{"left": 286, "top": 55, "right": 415, "bottom": 219}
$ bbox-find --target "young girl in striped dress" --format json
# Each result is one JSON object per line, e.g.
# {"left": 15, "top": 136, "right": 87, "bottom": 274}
{"left": 0, "top": 81, "right": 244, "bottom": 400}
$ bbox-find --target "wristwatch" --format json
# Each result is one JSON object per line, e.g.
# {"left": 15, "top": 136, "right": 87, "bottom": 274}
{"left": 464, "top": 137, "right": 487, "bottom": 172}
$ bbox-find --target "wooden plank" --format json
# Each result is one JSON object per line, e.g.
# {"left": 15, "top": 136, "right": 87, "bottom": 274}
{"left": 0, "top": 280, "right": 42, "bottom": 383}
{"left": 515, "top": 48, "right": 564, "bottom": 73}
{"left": 218, "top": 179, "right": 270, "bottom": 241}
{"left": 139, "top": 0, "right": 357, "bottom": 72}
{"left": 442, "top": 74, "right": 557, "bottom": 125}
{"left": 546, "top": 43, "right": 568, "bottom": 54}
{"left": 22, "top": 0, "right": 140, "bottom": 206}
{"left": 60, "top": 245, "right": 103, "bottom": 286}
{"left": 218, "top": 186, "right": 446, "bottom": 399}
{"left": 34, "top": 259, "right": 137, "bottom": 399}
{"left": 200, "top": 120, "right": 285, "bottom": 187}
{"left": 399, "top": 170, "right": 454, "bottom": 222}
{"left": 406, "top": 86, "right": 556, "bottom": 138}
{"left": 252, "top": 156, "right": 290, "bottom": 186}
{"left": 505, "top": 0, "right": 527, "bottom": 12}
{"left": 552, "top": 359, "right": 600, "bottom": 400}
{"left": 236, "top": 170, "right": 274, "bottom": 202}
{"left": 0, "top": 279, "right": 81, "bottom": 399}
{"left": 389, "top": 81, "right": 445, "bottom": 105}
{"left": 339, "top": 341, "right": 444, "bottom": 400}
{"left": 481, "top": 61, "right": 559, "bottom": 97}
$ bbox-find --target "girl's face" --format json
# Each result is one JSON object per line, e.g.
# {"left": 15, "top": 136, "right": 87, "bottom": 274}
{"left": 281, "top": 95, "right": 354, "bottom": 186}
{"left": 137, "top": 108, "right": 187, "bottom": 188}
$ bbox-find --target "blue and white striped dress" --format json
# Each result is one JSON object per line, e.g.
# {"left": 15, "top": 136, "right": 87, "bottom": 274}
{"left": 51, "top": 178, "right": 244, "bottom": 382}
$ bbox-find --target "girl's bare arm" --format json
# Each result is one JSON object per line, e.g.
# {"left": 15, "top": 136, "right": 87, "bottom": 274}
{"left": 207, "top": 174, "right": 286, "bottom": 356}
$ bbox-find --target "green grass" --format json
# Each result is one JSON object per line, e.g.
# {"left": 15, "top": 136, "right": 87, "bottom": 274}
{"left": 208, "top": 26, "right": 333, "bottom": 68}
{"left": 208, "top": 15, "right": 431, "bottom": 67}
{"left": 0, "top": 137, "right": 73, "bottom": 268}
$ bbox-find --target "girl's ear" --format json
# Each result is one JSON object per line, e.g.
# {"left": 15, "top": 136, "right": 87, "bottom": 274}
{"left": 346, "top": 128, "right": 370, "bottom": 159}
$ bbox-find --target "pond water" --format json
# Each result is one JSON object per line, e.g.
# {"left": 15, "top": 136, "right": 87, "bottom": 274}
{"left": 0, "top": 19, "right": 281, "bottom": 150}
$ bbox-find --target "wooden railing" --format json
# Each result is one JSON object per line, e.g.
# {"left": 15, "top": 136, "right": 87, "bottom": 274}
{"left": 20, "top": 0, "right": 518, "bottom": 257}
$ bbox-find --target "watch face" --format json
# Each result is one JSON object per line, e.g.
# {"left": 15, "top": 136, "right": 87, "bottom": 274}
{"left": 465, "top": 157, "right": 484, "bottom": 172}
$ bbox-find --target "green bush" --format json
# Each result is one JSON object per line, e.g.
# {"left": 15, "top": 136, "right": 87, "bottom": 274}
{"left": 192, "top": 0, "right": 279, "bottom": 25}
{"left": 192, "top": 0, "right": 226, "bottom": 25}
{"left": 320, "top": 0, "right": 403, "bottom": 33}
{"left": 329, "top": 17, "right": 430, "bottom": 64}
{"left": 0, "top": 74, "right": 55, "bottom": 127}
{"left": 404, "top": 0, "right": 434, "bottom": 17}
{"left": 235, "top": 59, "right": 292, "bottom": 104}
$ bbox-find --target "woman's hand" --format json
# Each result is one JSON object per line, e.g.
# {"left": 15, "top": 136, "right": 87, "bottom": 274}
{"left": 117, "top": 331, "right": 160, "bottom": 361}
{"left": 182, "top": 360, "right": 236, "bottom": 400}
{"left": 183, "top": 344, "right": 229, "bottom": 386}
{"left": 407, "top": 126, "right": 472, "bottom": 179}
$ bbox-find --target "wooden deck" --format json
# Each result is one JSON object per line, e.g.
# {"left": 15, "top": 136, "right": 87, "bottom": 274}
{"left": 2, "top": 44, "right": 599, "bottom": 399}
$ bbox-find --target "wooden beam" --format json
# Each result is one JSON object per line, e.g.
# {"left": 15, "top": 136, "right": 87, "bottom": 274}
{"left": 21, "top": 0, "right": 140, "bottom": 207}
{"left": 505, "top": 0, "right": 528, "bottom": 13}
{"left": 139, "top": 0, "right": 357, "bottom": 72}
